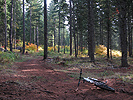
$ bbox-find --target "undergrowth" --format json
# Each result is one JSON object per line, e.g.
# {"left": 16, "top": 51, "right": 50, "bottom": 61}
{"left": 0, "top": 51, "right": 20, "bottom": 64}
{"left": 0, "top": 44, "right": 132, "bottom": 84}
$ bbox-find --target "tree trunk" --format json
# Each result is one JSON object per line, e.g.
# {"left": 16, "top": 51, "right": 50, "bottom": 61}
{"left": 4, "top": 0, "right": 7, "bottom": 51}
{"left": 88, "top": 0, "right": 91, "bottom": 56}
{"left": 118, "top": 0, "right": 128, "bottom": 67}
{"left": 101, "top": 14, "right": 103, "bottom": 45}
{"left": 99, "top": 10, "right": 102, "bottom": 45}
{"left": 70, "top": 0, "right": 72, "bottom": 55}
{"left": 14, "top": 1, "right": 16, "bottom": 49}
{"left": 58, "top": 4, "right": 60, "bottom": 53}
{"left": 128, "top": 4, "right": 132, "bottom": 57}
{"left": 44, "top": 0, "right": 48, "bottom": 59}
{"left": 73, "top": 1, "right": 77, "bottom": 57}
{"left": 88, "top": 0, "right": 95, "bottom": 62}
{"left": 63, "top": 22, "right": 65, "bottom": 54}
{"left": 54, "top": 18, "right": 56, "bottom": 52}
{"left": 30, "top": 6, "right": 32, "bottom": 44}
{"left": 107, "top": 0, "right": 110, "bottom": 59}
{"left": 10, "top": 0, "right": 13, "bottom": 52}
{"left": 37, "top": 26, "right": 39, "bottom": 51}
{"left": 23, "top": 0, "right": 25, "bottom": 54}
{"left": 80, "top": 31, "right": 83, "bottom": 52}
{"left": 77, "top": 32, "right": 79, "bottom": 55}
{"left": 34, "top": 27, "right": 36, "bottom": 44}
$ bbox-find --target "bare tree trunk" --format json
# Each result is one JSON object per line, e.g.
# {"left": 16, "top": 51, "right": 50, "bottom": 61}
{"left": 107, "top": 0, "right": 110, "bottom": 59}
{"left": 73, "top": 1, "right": 77, "bottom": 57}
{"left": 80, "top": 31, "right": 83, "bottom": 52}
{"left": 99, "top": 10, "right": 102, "bottom": 45}
{"left": 61, "top": 28, "right": 63, "bottom": 46}
{"left": 44, "top": 0, "right": 48, "bottom": 59}
{"left": 118, "top": 0, "right": 128, "bottom": 67}
{"left": 101, "top": 14, "right": 103, "bottom": 45}
{"left": 30, "top": 6, "right": 32, "bottom": 44}
{"left": 128, "top": 4, "right": 132, "bottom": 57}
{"left": 88, "top": 0, "right": 91, "bottom": 56}
{"left": 34, "top": 27, "right": 36, "bottom": 44}
{"left": 77, "top": 32, "right": 79, "bottom": 55}
{"left": 99, "top": 0, "right": 103, "bottom": 45}
{"left": 14, "top": 1, "right": 16, "bottom": 49}
{"left": 10, "top": 0, "right": 13, "bottom": 52}
{"left": 37, "top": 26, "right": 39, "bottom": 51}
{"left": 88, "top": 0, "right": 95, "bottom": 62}
{"left": 4, "top": 0, "right": 7, "bottom": 51}
{"left": 63, "top": 22, "right": 65, "bottom": 54}
{"left": 58, "top": 4, "right": 60, "bottom": 53}
{"left": 23, "top": 0, "right": 25, "bottom": 54}
{"left": 54, "top": 18, "right": 56, "bottom": 52}
{"left": 70, "top": 0, "right": 72, "bottom": 55}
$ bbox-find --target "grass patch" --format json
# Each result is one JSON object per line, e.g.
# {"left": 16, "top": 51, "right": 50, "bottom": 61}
{"left": 67, "top": 72, "right": 79, "bottom": 79}
{"left": 30, "top": 76, "right": 44, "bottom": 82}
{"left": 0, "top": 51, "right": 20, "bottom": 63}
{"left": 115, "top": 72, "right": 133, "bottom": 84}
{"left": 97, "top": 71, "right": 115, "bottom": 77}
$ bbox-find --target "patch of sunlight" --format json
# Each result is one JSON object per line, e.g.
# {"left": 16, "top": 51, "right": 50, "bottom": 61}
{"left": 38, "top": 46, "right": 43, "bottom": 51}
{"left": 67, "top": 67, "right": 79, "bottom": 71}
{"left": 27, "top": 64, "right": 39, "bottom": 66}
{"left": 22, "top": 69, "right": 39, "bottom": 72}
{"left": 95, "top": 45, "right": 122, "bottom": 57}
{"left": 14, "top": 74, "right": 27, "bottom": 78}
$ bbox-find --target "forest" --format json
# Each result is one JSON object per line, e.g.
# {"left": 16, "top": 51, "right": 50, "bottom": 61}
{"left": 0, "top": 0, "right": 133, "bottom": 99}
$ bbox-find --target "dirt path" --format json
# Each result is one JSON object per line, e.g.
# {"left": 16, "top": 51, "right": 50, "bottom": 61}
{"left": 0, "top": 57, "right": 133, "bottom": 100}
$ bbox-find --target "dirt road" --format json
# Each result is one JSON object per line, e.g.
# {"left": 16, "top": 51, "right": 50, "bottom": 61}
{"left": 0, "top": 57, "right": 132, "bottom": 100}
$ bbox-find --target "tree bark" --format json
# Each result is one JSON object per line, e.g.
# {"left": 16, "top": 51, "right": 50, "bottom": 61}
{"left": 63, "top": 21, "right": 65, "bottom": 54}
{"left": 54, "top": 18, "right": 56, "bottom": 52}
{"left": 10, "top": 0, "right": 13, "bottom": 52}
{"left": 88, "top": 0, "right": 95, "bottom": 62}
{"left": 4, "top": 0, "right": 7, "bottom": 51}
{"left": 44, "top": 0, "right": 48, "bottom": 59}
{"left": 80, "top": 31, "right": 83, "bottom": 52}
{"left": 99, "top": 10, "right": 102, "bottom": 45}
{"left": 34, "top": 27, "right": 36, "bottom": 44}
{"left": 58, "top": 4, "right": 60, "bottom": 53}
{"left": 14, "top": 1, "right": 16, "bottom": 49}
{"left": 118, "top": 0, "right": 128, "bottom": 67}
{"left": 37, "top": 26, "right": 39, "bottom": 51}
{"left": 30, "top": 6, "right": 32, "bottom": 44}
{"left": 128, "top": 4, "right": 132, "bottom": 57}
{"left": 23, "top": 0, "right": 25, "bottom": 54}
{"left": 77, "top": 32, "right": 79, "bottom": 55}
{"left": 70, "top": 0, "right": 72, "bottom": 55}
{"left": 73, "top": 0, "right": 77, "bottom": 57}
{"left": 107, "top": 0, "right": 110, "bottom": 59}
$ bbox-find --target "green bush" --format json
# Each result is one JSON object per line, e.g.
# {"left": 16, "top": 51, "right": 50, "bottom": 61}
{"left": 36, "top": 51, "right": 44, "bottom": 56}
{"left": 0, "top": 51, "right": 20, "bottom": 63}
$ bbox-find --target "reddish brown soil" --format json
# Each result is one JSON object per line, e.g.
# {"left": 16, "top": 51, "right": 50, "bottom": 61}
{"left": 0, "top": 57, "right": 133, "bottom": 100}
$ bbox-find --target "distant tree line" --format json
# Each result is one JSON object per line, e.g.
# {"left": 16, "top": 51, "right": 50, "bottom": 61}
{"left": 0, "top": 0, "right": 132, "bottom": 67}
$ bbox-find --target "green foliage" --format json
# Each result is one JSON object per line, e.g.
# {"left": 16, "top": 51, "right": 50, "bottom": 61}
{"left": 16, "top": 39, "right": 23, "bottom": 47}
{"left": 35, "top": 50, "right": 44, "bottom": 56}
{"left": 116, "top": 72, "right": 133, "bottom": 83}
{"left": 0, "top": 51, "right": 20, "bottom": 63}
{"left": 97, "top": 71, "right": 115, "bottom": 77}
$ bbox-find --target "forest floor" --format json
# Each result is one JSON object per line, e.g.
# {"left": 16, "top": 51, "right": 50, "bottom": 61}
{"left": 0, "top": 55, "right": 133, "bottom": 100}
